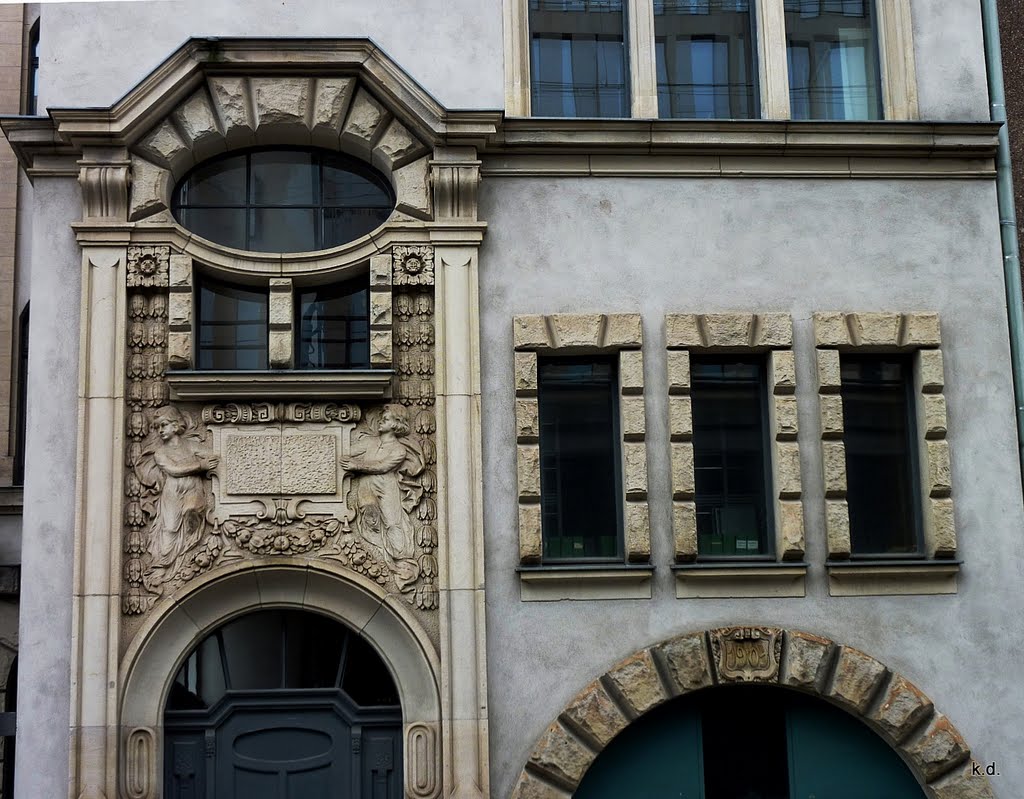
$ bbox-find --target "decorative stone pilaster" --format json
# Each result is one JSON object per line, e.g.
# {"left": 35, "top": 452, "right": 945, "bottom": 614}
{"left": 166, "top": 254, "right": 192, "bottom": 369}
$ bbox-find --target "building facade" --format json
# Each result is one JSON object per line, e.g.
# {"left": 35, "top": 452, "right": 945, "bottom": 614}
{"left": 1, "top": 1, "right": 1021, "bottom": 798}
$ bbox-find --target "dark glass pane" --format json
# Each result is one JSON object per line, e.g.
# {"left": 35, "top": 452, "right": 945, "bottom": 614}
{"left": 283, "top": 612, "right": 346, "bottom": 689}
{"left": 197, "top": 278, "right": 268, "bottom": 370}
{"left": 179, "top": 207, "right": 247, "bottom": 251}
{"left": 529, "top": 0, "right": 628, "bottom": 117}
{"left": 341, "top": 634, "right": 400, "bottom": 706}
{"left": 323, "top": 206, "right": 393, "bottom": 247}
{"left": 323, "top": 165, "right": 393, "bottom": 207}
{"left": 220, "top": 611, "right": 283, "bottom": 690}
{"left": 840, "top": 356, "right": 919, "bottom": 554}
{"left": 691, "top": 358, "right": 770, "bottom": 556}
{"left": 537, "top": 358, "right": 620, "bottom": 559}
{"left": 250, "top": 150, "right": 317, "bottom": 205}
{"left": 296, "top": 279, "right": 370, "bottom": 368}
{"left": 785, "top": 0, "right": 882, "bottom": 120}
{"left": 179, "top": 155, "right": 246, "bottom": 206}
{"left": 249, "top": 207, "right": 318, "bottom": 253}
{"left": 166, "top": 634, "right": 227, "bottom": 711}
{"left": 655, "top": 0, "right": 758, "bottom": 119}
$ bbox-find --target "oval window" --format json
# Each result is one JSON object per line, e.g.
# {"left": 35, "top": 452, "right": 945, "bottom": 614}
{"left": 173, "top": 149, "right": 395, "bottom": 253}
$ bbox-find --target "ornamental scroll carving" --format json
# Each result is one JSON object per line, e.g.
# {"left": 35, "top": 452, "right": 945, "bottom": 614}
{"left": 709, "top": 627, "right": 783, "bottom": 683}
{"left": 122, "top": 245, "right": 439, "bottom": 616}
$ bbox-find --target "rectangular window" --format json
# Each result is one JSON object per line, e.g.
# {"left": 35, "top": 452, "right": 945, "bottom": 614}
{"left": 537, "top": 357, "right": 622, "bottom": 559}
{"left": 784, "top": 0, "right": 882, "bottom": 120}
{"left": 691, "top": 357, "right": 772, "bottom": 557}
{"left": 654, "top": 0, "right": 758, "bottom": 119}
{"left": 295, "top": 279, "right": 370, "bottom": 369}
{"left": 196, "top": 277, "right": 268, "bottom": 370}
{"left": 529, "top": 0, "right": 629, "bottom": 118}
{"left": 840, "top": 355, "right": 921, "bottom": 554}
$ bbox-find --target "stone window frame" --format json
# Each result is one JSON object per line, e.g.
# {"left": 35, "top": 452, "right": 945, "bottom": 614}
{"left": 513, "top": 313, "right": 653, "bottom": 601}
{"left": 814, "top": 312, "right": 959, "bottom": 597}
{"left": 503, "top": 0, "right": 918, "bottom": 120}
{"left": 667, "top": 313, "right": 806, "bottom": 599}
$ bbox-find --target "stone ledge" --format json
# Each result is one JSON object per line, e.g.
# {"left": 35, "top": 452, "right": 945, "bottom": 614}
{"left": 518, "top": 566, "right": 654, "bottom": 601}
{"left": 813, "top": 311, "right": 941, "bottom": 349}
{"left": 673, "top": 563, "right": 807, "bottom": 598}
{"left": 167, "top": 370, "right": 394, "bottom": 401}
{"left": 827, "top": 561, "right": 959, "bottom": 596}
{"left": 513, "top": 313, "right": 643, "bottom": 352}
{"left": 666, "top": 313, "right": 792, "bottom": 350}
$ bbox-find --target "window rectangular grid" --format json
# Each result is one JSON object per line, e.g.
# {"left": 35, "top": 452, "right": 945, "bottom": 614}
{"left": 195, "top": 275, "right": 269, "bottom": 371}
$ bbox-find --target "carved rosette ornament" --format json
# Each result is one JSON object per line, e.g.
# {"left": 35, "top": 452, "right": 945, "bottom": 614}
{"left": 393, "top": 245, "right": 435, "bottom": 286}
{"left": 709, "top": 627, "right": 783, "bottom": 683}
{"left": 127, "top": 245, "right": 170, "bottom": 288}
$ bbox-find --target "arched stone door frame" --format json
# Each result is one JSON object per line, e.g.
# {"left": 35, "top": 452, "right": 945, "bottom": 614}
{"left": 119, "top": 560, "right": 442, "bottom": 799}
{"left": 512, "top": 626, "right": 993, "bottom": 799}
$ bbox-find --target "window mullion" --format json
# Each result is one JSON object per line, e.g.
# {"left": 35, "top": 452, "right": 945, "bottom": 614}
{"left": 627, "top": 0, "right": 658, "bottom": 118}
{"left": 754, "top": 0, "right": 791, "bottom": 119}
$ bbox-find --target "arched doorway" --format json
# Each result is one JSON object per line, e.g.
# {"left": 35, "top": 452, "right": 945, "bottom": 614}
{"left": 575, "top": 684, "right": 925, "bottom": 799}
{"left": 163, "top": 608, "right": 402, "bottom": 798}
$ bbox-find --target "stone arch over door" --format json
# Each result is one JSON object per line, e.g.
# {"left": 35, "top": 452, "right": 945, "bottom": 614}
{"left": 512, "top": 626, "right": 992, "bottom": 799}
{"left": 119, "top": 561, "right": 442, "bottom": 799}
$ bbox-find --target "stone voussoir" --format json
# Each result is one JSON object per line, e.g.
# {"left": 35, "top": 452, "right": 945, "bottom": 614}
{"left": 903, "top": 713, "right": 971, "bottom": 783}
{"left": 928, "top": 762, "right": 995, "bottom": 799}
{"left": 528, "top": 721, "right": 596, "bottom": 789}
{"left": 603, "top": 649, "right": 667, "bottom": 717}
{"left": 828, "top": 646, "right": 888, "bottom": 714}
{"left": 512, "top": 772, "right": 572, "bottom": 799}
{"left": 560, "top": 680, "right": 630, "bottom": 749}
{"left": 655, "top": 633, "right": 713, "bottom": 694}
{"left": 869, "top": 673, "right": 935, "bottom": 744}
{"left": 782, "top": 630, "right": 833, "bottom": 691}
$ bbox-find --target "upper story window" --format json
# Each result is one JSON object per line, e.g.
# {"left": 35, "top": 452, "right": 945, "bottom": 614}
{"left": 196, "top": 275, "right": 269, "bottom": 370}
{"left": 24, "top": 20, "right": 39, "bottom": 116}
{"left": 173, "top": 149, "right": 395, "bottom": 253}
{"left": 296, "top": 279, "right": 370, "bottom": 369}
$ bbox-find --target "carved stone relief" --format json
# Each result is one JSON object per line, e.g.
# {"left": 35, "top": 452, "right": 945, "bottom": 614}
{"left": 708, "top": 626, "right": 783, "bottom": 683}
{"left": 122, "top": 246, "right": 439, "bottom": 616}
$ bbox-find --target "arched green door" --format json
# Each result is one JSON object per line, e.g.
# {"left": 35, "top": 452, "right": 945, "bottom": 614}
{"left": 575, "top": 685, "right": 925, "bottom": 799}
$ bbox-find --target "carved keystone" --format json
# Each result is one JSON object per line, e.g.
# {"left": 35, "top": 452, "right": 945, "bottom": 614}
{"left": 709, "top": 627, "right": 783, "bottom": 683}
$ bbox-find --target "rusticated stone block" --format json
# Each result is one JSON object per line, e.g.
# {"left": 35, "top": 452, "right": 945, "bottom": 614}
{"left": 268, "top": 279, "right": 293, "bottom": 327}
{"left": 704, "top": 313, "right": 753, "bottom": 347}
{"left": 666, "top": 349, "right": 691, "bottom": 393}
{"left": 665, "top": 314, "right": 702, "bottom": 349}
{"left": 370, "top": 330, "right": 392, "bottom": 365}
{"left": 167, "top": 292, "right": 191, "bottom": 328}
{"left": 757, "top": 313, "right": 793, "bottom": 347}
{"left": 625, "top": 502, "right": 650, "bottom": 562}
{"left": 172, "top": 90, "right": 222, "bottom": 158}
{"left": 668, "top": 396, "right": 693, "bottom": 440}
{"left": 513, "top": 316, "right": 550, "bottom": 350}
{"left": 517, "top": 445, "right": 541, "bottom": 499}
{"left": 656, "top": 634, "right": 712, "bottom": 694}
{"left": 819, "top": 395, "right": 844, "bottom": 438}
{"left": 821, "top": 441, "right": 847, "bottom": 497}
{"left": 342, "top": 89, "right": 388, "bottom": 156}
{"left": 510, "top": 772, "right": 571, "bottom": 799}
{"left": 136, "top": 120, "right": 192, "bottom": 173}
{"left": 167, "top": 331, "right": 192, "bottom": 370}
{"left": 816, "top": 348, "right": 842, "bottom": 390}
{"left": 782, "top": 631, "right": 831, "bottom": 691}
{"left": 869, "top": 674, "right": 934, "bottom": 744}
{"left": 903, "top": 713, "right": 970, "bottom": 782}
{"left": 623, "top": 443, "right": 648, "bottom": 498}
{"left": 561, "top": 682, "right": 629, "bottom": 749}
{"left": 528, "top": 722, "right": 595, "bottom": 788}
{"left": 778, "top": 500, "right": 804, "bottom": 559}
{"left": 619, "top": 350, "right": 644, "bottom": 394}
{"left": 369, "top": 254, "right": 392, "bottom": 287}
{"left": 813, "top": 312, "right": 849, "bottom": 347}
{"left": 393, "top": 156, "right": 432, "bottom": 219}
{"left": 671, "top": 442, "right": 695, "bottom": 499}
{"left": 919, "top": 348, "right": 946, "bottom": 392}
{"left": 776, "top": 441, "right": 802, "bottom": 499}
{"left": 902, "top": 312, "right": 941, "bottom": 347}
{"left": 828, "top": 647, "right": 887, "bottom": 714}
{"left": 603, "top": 313, "right": 643, "bottom": 348}
{"left": 929, "top": 763, "right": 995, "bottom": 799}
{"left": 168, "top": 254, "right": 192, "bottom": 289}
{"left": 518, "top": 504, "right": 542, "bottom": 564}
{"left": 773, "top": 396, "right": 798, "bottom": 439}
{"left": 930, "top": 497, "right": 957, "bottom": 557}
{"left": 620, "top": 397, "right": 646, "bottom": 441}
{"left": 515, "top": 352, "right": 539, "bottom": 395}
{"left": 923, "top": 394, "right": 948, "bottom": 439}
{"left": 311, "top": 77, "right": 354, "bottom": 146}
{"left": 826, "top": 500, "right": 851, "bottom": 557}
{"left": 128, "top": 156, "right": 170, "bottom": 221}
{"left": 673, "top": 501, "right": 697, "bottom": 561}
{"left": 516, "top": 398, "right": 540, "bottom": 442}
{"left": 604, "top": 650, "right": 667, "bottom": 716}
{"left": 268, "top": 330, "right": 292, "bottom": 369}
{"left": 853, "top": 312, "right": 900, "bottom": 346}
{"left": 771, "top": 349, "right": 796, "bottom": 394}
{"left": 369, "top": 290, "right": 392, "bottom": 327}
{"left": 550, "top": 314, "right": 603, "bottom": 349}
{"left": 373, "top": 118, "right": 422, "bottom": 170}
{"left": 208, "top": 76, "right": 255, "bottom": 145}
{"left": 928, "top": 440, "right": 952, "bottom": 497}
{"left": 253, "top": 77, "right": 311, "bottom": 131}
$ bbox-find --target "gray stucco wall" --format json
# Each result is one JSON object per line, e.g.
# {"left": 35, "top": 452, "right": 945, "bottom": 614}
{"left": 478, "top": 176, "right": 1023, "bottom": 798}
{"left": 14, "top": 177, "right": 80, "bottom": 799}
{"left": 913, "top": 0, "right": 991, "bottom": 120}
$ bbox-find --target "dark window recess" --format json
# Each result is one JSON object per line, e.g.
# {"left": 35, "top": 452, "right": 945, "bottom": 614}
{"left": 196, "top": 277, "right": 268, "bottom": 371}
{"left": 12, "top": 305, "right": 28, "bottom": 486}
{"left": 25, "top": 21, "right": 39, "bottom": 116}
{"left": 691, "top": 357, "right": 772, "bottom": 557}
{"left": 529, "top": 0, "right": 629, "bottom": 118}
{"left": 654, "top": 0, "right": 759, "bottom": 119}
{"left": 537, "top": 358, "right": 621, "bottom": 560}
{"left": 840, "top": 355, "right": 921, "bottom": 554}
{"left": 173, "top": 149, "right": 394, "bottom": 253}
{"left": 296, "top": 279, "right": 370, "bottom": 368}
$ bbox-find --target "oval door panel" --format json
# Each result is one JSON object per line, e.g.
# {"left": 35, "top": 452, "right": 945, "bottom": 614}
{"left": 233, "top": 727, "right": 333, "bottom": 761}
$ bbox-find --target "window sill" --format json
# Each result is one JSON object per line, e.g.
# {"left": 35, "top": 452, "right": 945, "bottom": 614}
{"left": 166, "top": 369, "right": 394, "bottom": 401}
{"left": 517, "top": 564, "right": 654, "bottom": 602}
{"left": 827, "top": 560, "right": 960, "bottom": 596}
{"left": 673, "top": 562, "right": 807, "bottom": 599}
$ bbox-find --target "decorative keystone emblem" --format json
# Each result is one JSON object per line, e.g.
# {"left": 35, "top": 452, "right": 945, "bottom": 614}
{"left": 710, "top": 626, "right": 783, "bottom": 683}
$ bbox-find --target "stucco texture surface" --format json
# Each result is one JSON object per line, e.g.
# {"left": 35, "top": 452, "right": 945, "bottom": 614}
{"left": 478, "top": 176, "right": 1022, "bottom": 798}
{"left": 39, "top": 0, "right": 505, "bottom": 111}
{"left": 912, "top": 0, "right": 991, "bottom": 120}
